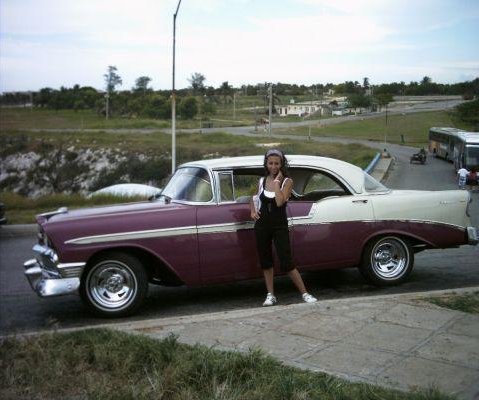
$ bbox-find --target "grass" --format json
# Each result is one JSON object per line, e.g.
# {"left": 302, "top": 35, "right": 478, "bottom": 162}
{"left": 0, "top": 108, "right": 170, "bottom": 130}
{"left": 0, "top": 328, "right": 455, "bottom": 400}
{"left": 423, "top": 291, "right": 479, "bottom": 314}
{"left": 274, "top": 110, "right": 475, "bottom": 147}
{"left": 0, "top": 106, "right": 269, "bottom": 131}
{"left": 0, "top": 130, "right": 376, "bottom": 164}
{"left": 0, "top": 192, "right": 147, "bottom": 224}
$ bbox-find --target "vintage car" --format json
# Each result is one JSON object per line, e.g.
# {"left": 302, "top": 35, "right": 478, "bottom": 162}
{"left": 24, "top": 155, "right": 478, "bottom": 317}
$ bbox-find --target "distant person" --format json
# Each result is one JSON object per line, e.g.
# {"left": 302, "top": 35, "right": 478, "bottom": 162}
{"left": 250, "top": 149, "right": 317, "bottom": 306}
{"left": 467, "top": 168, "right": 478, "bottom": 191}
{"left": 457, "top": 167, "right": 469, "bottom": 190}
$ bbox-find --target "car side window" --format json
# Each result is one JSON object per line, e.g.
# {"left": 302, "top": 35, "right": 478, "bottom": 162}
{"left": 290, "top": 169, "right": 349, "bottom": 202}
{"left": 218, "top": 172, "right": 235, "bottom": 202}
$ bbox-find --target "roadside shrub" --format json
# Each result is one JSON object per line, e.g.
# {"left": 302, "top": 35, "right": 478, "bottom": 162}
{"left": 454, "top": 98, "right": 479, "bottom": 129}
{"left": 178, "top": 96, "right": 198, "bottom": 119}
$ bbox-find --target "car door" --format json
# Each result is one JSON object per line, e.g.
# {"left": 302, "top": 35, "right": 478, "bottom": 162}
{"left": 196, "top": 170, "right": 261, "bottom": 284}
{"left": 288, "top": 168, "right": 374, "bottom": 269}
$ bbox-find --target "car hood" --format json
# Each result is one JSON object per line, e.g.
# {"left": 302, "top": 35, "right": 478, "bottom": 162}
{"left": 38, "top": 201, "right": 185, "bottom": 224}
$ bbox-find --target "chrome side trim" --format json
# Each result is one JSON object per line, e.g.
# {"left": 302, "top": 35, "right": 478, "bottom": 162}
{"left": 57, "top": 262, "right": 86, "bottom": 278}
{"left": 65, "top": 225, "right": 197, "bottom": 245}
{"left": 198, "top": 221, "right": 255, "bottom": 234}
{"left": 64, "top": 216, "right": 467, "bottom": 246}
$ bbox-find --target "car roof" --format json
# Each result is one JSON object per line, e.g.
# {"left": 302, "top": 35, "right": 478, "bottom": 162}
{"left": 180, "top": 155, "right": 366, "bottom": 193}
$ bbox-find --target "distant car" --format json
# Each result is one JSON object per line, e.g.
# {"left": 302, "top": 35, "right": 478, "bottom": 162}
{"left": 24, "top": 155, "right": 478, "bottom": 317}
{"left": 90, "top": 183, "right": 161, "bottom": 198}
{"left": 0, "top": 202, "right": 6, "bottom": 225}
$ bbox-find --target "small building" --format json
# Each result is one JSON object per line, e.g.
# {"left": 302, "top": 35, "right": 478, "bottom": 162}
{"left": 277, "top": 101, "right": 330, "bottom": 117}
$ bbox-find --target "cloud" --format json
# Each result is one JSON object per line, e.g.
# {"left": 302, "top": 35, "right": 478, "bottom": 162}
{"left": 1, "top": 0, "right": 478, "bottom": 91}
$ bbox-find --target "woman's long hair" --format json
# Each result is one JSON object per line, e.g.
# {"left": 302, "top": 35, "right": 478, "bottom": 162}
{"left": 263, "top": 149, "right": 289, "bottom": 178}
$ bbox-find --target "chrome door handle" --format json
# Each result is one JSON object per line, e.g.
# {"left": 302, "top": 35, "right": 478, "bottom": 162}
{"left": 352, "top": 199, "right": 368, "bottom": 204}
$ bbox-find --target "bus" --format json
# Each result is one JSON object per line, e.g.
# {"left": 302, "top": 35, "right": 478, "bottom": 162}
{"left": 429, "top": 127, "right": 479, "bottom": 170}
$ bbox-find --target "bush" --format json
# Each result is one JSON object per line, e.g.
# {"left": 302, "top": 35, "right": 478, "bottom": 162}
{"left": 143, "top": 95, "right": 171, "bottom": 119}
{"left": 178, "top": 96, "right": 198, "bottom": 119}
{"left": 454, "top": 99, "right": 479, "bottom": 128}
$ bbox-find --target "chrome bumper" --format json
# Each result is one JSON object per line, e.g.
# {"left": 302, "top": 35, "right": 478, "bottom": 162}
{"left": 24, "top": 244, "right": 85, "bottom": 297}
{"left": 467, "top": 226, "right": 478, "bottom": 245}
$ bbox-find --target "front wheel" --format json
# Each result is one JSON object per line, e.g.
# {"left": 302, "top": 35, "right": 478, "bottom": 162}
{"left": 359, "top": 236, "right": 414, "bottom": 286}
{"left": 80, "top": 252, "right": 148, "bottom": 317}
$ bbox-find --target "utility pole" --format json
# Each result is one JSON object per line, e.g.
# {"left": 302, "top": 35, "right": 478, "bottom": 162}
{"left": 268, "top": 84, "right": 272, "bottom": 135}
{"left": 254, "top": 102, "right": 258, "bottom": 132}
{"left": 171, "top": 0, "right": 182, "bottom": 174}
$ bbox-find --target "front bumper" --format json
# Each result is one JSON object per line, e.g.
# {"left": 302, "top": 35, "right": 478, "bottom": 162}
{"left": 467, "top": 226, "right": 478, "bottom": 245}
{"left": 24, "top": 244, "right": 85, "bottom": 297}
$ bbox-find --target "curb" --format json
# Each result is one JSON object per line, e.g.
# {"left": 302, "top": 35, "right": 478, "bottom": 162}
{"left": 3, "top": 286, "right": 478, "bottom": 339}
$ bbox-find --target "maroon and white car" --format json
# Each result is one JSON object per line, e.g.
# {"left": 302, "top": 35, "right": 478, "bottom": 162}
{"left": 24, "top": 155, "right": 478, "bottom": 317}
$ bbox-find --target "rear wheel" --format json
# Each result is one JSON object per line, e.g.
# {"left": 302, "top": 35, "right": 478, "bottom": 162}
{"left": 359, "top": 236, "right": 414, "bottom": 286}
{"left": 80, "top": 251, "right": 148, "bottom": 317}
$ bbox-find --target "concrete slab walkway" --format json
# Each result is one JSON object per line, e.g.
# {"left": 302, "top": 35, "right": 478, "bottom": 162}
{"left": 114, "top": 288, "right": 479, "bottom": 399}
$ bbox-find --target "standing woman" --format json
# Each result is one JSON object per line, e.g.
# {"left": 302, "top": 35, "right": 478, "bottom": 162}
{"left": 251, "top": 149, "right": 317, "bottom": 306}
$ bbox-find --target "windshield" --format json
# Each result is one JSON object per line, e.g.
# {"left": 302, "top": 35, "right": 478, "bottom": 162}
{"left": 160, "top": 167, "right": 213, "bottom": 202}
{"left": 363, "top": 172, "right": 389, "bottom": 193}
{"left": 466, "top": 145, "right": 479, "bottom": 168}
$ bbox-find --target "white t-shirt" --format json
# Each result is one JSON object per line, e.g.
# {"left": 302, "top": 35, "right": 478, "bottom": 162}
{"left": 457, "top": 168, "right": 469, "bottom": 178}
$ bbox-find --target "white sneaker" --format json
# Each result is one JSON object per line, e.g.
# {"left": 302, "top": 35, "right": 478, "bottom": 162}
{"left": 263, "top": 293, "right": 277, "bottom": 306}
{"left": 302, "top": 293, "right": 317, "bottom": 303}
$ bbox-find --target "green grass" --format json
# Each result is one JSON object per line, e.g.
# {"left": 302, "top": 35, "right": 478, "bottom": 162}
{"left": 423, "top": 291, "right": 479, "bottom": 314}
{"left": 274, "top": 110, "right": 474, "bottom": 146}
{"left": 0, "top": 108, "right": 170, "bottom": 130}
{"left": 0, "top": 192, "right": 147, "bottom": 224}
{"left": 0, "top": 329, "right": 455, "bottom": 400}
{"left": 0, "top": 94, "right": 341, "bottom": 132}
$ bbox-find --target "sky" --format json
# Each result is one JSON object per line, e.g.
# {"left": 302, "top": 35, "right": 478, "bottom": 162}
{"left": 1, "top": 0, "right": 478, "bottom": 92}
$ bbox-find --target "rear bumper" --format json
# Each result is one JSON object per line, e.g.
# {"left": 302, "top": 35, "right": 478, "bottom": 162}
{"left": 467, "top": 226, "right": 478, "bottom": 245}
{"left": 23, "top": 244, "right": 85, "bottom": 297}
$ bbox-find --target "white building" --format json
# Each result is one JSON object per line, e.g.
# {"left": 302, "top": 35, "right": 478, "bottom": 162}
{"left": 276, "top": 101, "right": 323, "bottom": 117}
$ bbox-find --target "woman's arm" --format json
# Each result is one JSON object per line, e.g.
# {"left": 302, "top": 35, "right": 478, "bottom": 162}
{"left": 250, "top": 179, "right": 261, "bottom": 221}
{"left": 273, "top": 176, "right": 293, "bottom": 207}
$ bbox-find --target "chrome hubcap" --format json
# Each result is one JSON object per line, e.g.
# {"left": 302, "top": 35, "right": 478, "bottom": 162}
{"left": 87, "top": 261, "right": 137, "bottom": 310}
{"left": 371, "top": 238, "right": 409, "bottom": 280}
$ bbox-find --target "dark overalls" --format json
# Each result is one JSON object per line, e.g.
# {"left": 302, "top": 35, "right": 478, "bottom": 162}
{"left": 254, "top": 177, "right": 294, "bottom": 272}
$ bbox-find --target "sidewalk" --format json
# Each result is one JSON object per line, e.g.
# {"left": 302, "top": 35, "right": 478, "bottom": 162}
{"left": 114, "top": 288, "right": 479, "bottom": 399}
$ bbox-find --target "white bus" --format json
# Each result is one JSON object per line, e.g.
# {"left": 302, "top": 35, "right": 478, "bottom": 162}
{"left": 429, "top": 127, "right": 479, "bottom": 170}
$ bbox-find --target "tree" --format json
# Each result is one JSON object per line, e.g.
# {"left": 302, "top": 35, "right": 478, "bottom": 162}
{"left": 421, "top": 76, "right": 432, "bottom": 86}
{"left": 104, "top": 66, "right": 122, "bottom": 93}
{"left": 363, "top": 77, "right": 370, "bottom": 89}
{"left": 347, "top": 93, "right": 371, "bottom": 111}
{"left": 375, "top": 93, "right": 393, "bottom": 108}
{"left": 133, "top": 76, "right": 152, "bottom": 94}
{"left": 219, "top": 81, "right": 233, "bottom": 104}
{"left": 178, "top": 97, "right": 198, "bottom": 119}
{"left": 188, "top": 72, "right": 206, "bottom": 95}
{"left": 104, "top": 66, "right": 122, "bottom": 119}
{"left": 375, "top": 92, "right": 393, "bottom": 125}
